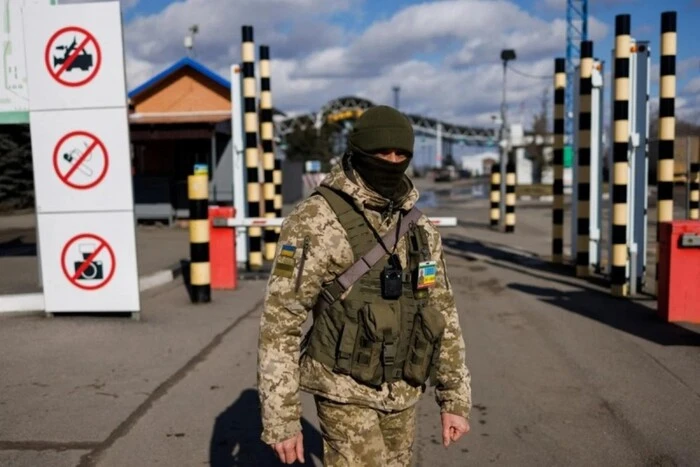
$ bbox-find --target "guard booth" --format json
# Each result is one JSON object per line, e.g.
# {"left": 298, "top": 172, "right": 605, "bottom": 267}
{"left": 127, "top": 57, "right": 234, "bottom": 222}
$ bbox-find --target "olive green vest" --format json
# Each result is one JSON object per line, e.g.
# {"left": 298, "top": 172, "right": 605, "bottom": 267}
{"left": 303, "top": 186, "right": 447, "bottom": 388}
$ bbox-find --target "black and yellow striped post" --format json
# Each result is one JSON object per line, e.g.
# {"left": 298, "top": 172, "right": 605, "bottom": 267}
{"left": 690, "top": 154, "right": 699, "bottom": 220}
{"left": 188, "top": 172, "right": 211, "bottom": 303}
{"left": 490, "top": 163, "right": 500, "bottom": 227}
{"left": 552, "top": 57, "right": 566, "bottom": 263}
{"left": 576, "top": 41, "right": 593, "bottom": 277}
{"left": 611, "top": 14, "right": 631, "bottom": 297}
{"left": 657, "top": 11, "right": 676, "bottom": 260}
{"left": 259, "top": 44, "right": 277, "bottom": 261}
{"left": 274, "top": 157, "right": 283, "bottom": 231}
{"left": 242, "top": 25, "right": 263, "bottom": 271}
{"left": 505, "top": 161, "right": 516, "bottom": 233}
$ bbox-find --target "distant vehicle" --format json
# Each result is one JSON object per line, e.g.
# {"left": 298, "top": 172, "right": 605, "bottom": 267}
{"left": 434, "top": 165, "right": 459, "bottom": 182}
{"left": 53, "top": 37, "right": 94, "bottom": 71}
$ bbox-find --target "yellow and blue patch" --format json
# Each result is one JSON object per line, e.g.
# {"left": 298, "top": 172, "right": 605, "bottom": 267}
{"left": 280, "top": 244, "right": 297, "bottom": 258}
{"left": 272, "top": 244, "right": 298, "bottom": 278}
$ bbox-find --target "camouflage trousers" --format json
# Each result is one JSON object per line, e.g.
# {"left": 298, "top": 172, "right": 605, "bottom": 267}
{"left": 314, "top": 396, "right": 417, "bottom": 467}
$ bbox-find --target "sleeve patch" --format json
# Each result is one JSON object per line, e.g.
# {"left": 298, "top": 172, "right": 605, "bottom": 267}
{"left": 280, "top": 244, "right": 297, "bottom": 258}
{"left": 272, "top": 253, "right": 297, "bottom": 278}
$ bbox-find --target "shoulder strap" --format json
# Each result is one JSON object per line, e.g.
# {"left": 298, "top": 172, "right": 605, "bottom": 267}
{"left": 314, "top": 186, "right": 375, "bottom": 259}
{"left": 315, "top": 206, "right": 424, "bottom": 310}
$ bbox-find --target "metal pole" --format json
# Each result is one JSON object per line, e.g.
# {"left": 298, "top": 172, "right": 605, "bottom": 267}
{"left": 686, "top": 137, "right": 691, "bottom": 219}
{"left": 500, "top": 60, "right": 508, "bottom": 228}
{"left": 436, "top": 123, "right": 443, "bottom": 168}
{"left": 230, "top": 65, "right": 248, "bottom": 268}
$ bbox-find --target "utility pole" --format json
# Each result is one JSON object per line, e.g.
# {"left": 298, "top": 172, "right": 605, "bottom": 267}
{"left": 392, "top": 85, "right": 400, "bottom": 109}
{"left": 184, "top": 24, "right": 199, "bottom": 57}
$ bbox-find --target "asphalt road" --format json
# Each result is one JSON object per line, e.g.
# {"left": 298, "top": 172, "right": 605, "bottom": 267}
{"left": 1, "top": 193, "right": 699, "bottom": 466}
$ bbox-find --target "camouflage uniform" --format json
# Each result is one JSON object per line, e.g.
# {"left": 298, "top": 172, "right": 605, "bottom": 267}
{"left": 257, "top": 161, "right": 472, "bottom": 465}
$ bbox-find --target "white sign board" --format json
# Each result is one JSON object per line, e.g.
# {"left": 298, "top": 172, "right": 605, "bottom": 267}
{"left": 37, "top": 211, "right": 140, "bottom": 313}
{"left": 0, "top": 0, "right": 57, "bottom": 123}
{"left": 29, "top": 107, "right": 134, "bottom": 213}
{"left": 22, "top": 1, "right": 127, "bottom": 111}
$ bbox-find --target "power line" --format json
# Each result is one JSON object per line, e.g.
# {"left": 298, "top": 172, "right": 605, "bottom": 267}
{"left": 506, "top": 64, "right": 551, "bottom": 80}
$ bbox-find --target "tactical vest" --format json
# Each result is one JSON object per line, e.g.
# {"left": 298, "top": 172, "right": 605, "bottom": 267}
{"left": 303, "top": 186, "right": 447, "bottom": 389}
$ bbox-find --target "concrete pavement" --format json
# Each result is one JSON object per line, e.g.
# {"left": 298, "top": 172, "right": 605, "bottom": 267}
{"left": 1, "top": 191, "right": 699, "bottom": 466}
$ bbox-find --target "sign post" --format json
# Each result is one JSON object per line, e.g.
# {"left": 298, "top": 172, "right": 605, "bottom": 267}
{"left": 23, "top": 1, "right": 140, "bottom": 317}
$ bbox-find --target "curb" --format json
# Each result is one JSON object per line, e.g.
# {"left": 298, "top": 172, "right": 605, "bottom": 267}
{"left": 0, "top": 262, "right": 183, "bottom": 315}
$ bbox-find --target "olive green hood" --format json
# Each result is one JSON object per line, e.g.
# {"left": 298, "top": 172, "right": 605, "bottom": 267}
{"left": 319, "top": 160, "right": 419, "bottom": 214}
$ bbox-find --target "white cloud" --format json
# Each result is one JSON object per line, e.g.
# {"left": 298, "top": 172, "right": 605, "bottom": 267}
{"left": 116, "top": 0, "right": 623, "bottom": 130}
{"left": 685, "top": 77, "right": 700, "bottom": 94}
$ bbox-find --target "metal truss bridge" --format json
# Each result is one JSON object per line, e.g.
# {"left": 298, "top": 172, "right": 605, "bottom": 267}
{"left": 273, "top": 96, "right": 498, "bottom": 147}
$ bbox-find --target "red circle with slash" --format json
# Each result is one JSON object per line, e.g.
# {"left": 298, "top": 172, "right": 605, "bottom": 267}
{"left": 44, "top": 26, "right": 102, "bottom": 87}
{"left": 53, "top": 130, "right": 109, "bottom": 190}
{"left": 61, "top": 233, "right": 116, "bottom": 291}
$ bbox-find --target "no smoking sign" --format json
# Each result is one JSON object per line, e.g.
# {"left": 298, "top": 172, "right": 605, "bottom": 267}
{"left": 60, "top": 233, "right": 116, "bottom": 291}
{"left": 52, "top": 130, "right": 109, "bottom": 190}
{"left": 44, "top": 26, "right": 102, "bottom": 87}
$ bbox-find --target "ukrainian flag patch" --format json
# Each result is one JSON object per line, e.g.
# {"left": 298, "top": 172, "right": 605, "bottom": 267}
{"left": 280, "top": 244, "right": 297, "bottom": 258}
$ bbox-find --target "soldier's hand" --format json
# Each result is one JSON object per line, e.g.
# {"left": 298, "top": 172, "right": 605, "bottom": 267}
{"left": 441, "top": 412, "right": 470, "bottom": 447}
{"left": 273, "top": 431, "right": 304, "bottom": 464}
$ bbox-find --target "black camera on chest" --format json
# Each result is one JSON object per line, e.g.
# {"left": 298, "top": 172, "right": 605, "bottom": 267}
{"left": 381, "top": 255, "right": 403, "bottom": 300}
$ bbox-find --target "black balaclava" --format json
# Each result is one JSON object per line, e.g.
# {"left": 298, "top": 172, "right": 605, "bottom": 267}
{"left": 347, "top": 105, "right": 415, "bottom": 202}
{"left": 349, "top": 143, "right": 411, "bottom": 201}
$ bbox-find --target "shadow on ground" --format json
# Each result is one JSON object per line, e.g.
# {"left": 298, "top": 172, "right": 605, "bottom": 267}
{"left": 507, "top": 281, "right": 700, "bottom": 347}
{"left": 0, "top": 235, "right": 36, "bottom": 257}
{"left": 443, "top": 234, "right": 700, "bottom": 347}
{"left": 443, "top": 234, "right": 611, "bottom": 289}
{"left": 210, "top": 388, "right": 323, "bottom": 466}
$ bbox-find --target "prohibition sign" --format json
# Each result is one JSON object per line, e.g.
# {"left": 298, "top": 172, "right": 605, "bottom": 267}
{"left": 61, "top": 233, "right": 116, "bottom": 291}
{"left": 53, "top": 131, "right": 109, "bottom": 190}
{"left": 44, "top": 26, "right": 102, "bottom": 87}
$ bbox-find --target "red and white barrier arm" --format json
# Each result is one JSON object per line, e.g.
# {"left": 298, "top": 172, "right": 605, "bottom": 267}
{"left": 212, "top": 216, "right": 457, "bottom": 228}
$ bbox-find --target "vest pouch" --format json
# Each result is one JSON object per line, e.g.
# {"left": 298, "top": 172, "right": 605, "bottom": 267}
{"left": 403, "top": 306, "right": 446, "bottom": 387}
{"left": 349, "top": 302, "right": 399, "bottom": 387}
{"left": 331, "top": 299, "right": 360, "bottom": 376}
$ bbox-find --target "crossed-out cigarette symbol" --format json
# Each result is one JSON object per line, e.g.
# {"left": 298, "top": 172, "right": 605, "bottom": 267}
{"left": 63, "top": 142, "right": 94, "bottom": 177}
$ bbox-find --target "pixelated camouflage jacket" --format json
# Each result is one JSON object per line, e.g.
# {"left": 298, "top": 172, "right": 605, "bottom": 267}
{"left": 257, "top": 162, "right": 472, "bottom": 445}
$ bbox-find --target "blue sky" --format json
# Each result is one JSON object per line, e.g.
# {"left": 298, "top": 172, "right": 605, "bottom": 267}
{"left": 63, "top": 0, "right": 700, "bottom": 127}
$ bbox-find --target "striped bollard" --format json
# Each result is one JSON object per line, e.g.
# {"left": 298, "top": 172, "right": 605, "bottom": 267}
{"left": 611, "top": 14, "right": 631, "bottom": 297}
{"left": 259, "top": 44, "right": 277, "bottom": 261}
{"left": 505, "top": 161, "right": 516, "bottom": 233}
{"left": 242, "top": 25, "right": 263, "bottom": 271}
{"left": 188, "top": 173, "right": 211, "bottom": 303}
{"left": 690, "top": 156, "right": 699, "bottom": 220}
{"left": 657, "top": 10, "right": 676, "bottom": 239}
{"left": 490, "top": 163, "right": 500, "bottom": 227}
{"left": 576, "top": 40, "right": 593, "bottom": 277}
{"left": 274, "top": 158, "right": 283, "bottom": 234}
{"left": 552, "top": 58, "right": 566, "bottom": 263}
{"left": 657, "top": 11, "right": 677, "bottom": 290}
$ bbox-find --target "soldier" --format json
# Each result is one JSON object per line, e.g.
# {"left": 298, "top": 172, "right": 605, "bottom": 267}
{"left": 257, "top": 105, "right": 472, "bottom": 466}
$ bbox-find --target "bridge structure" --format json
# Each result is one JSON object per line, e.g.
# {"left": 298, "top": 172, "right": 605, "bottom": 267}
{"left": 272, "top": 96, "right": 501, "bottom": 168}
